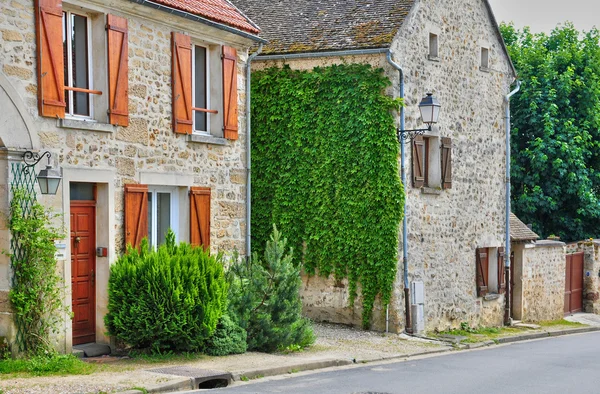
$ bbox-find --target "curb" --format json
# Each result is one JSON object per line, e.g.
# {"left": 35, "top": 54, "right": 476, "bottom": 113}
{"left": 124, "top": 326, "right": 600, "bottom": 393}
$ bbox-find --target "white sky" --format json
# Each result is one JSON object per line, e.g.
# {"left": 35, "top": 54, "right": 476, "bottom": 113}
{"left": 487, "top": 0, "right": 598, "bottom": 33}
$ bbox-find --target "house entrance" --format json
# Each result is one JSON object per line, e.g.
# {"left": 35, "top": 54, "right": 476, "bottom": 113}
{"left": 565, "top": 252, "right": 584, "bottom": 315}
{"left": 71, "top": 198, "right": 96, "bottom": 345}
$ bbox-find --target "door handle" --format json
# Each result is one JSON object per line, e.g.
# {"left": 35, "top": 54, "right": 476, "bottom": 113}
{"left": 75, "top": 236, "right": 81, "bottom": 244}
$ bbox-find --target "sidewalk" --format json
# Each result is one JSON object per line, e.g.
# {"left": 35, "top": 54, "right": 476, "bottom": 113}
{"left": 1, "top": 318, "right": 598, "bottom": 394}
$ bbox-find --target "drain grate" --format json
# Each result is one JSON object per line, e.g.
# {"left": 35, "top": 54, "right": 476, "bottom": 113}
{"left": 148, "top": 366, "right": 232, "bottom": 388}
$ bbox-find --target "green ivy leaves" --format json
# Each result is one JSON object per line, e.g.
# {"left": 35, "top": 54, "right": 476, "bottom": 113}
{"left": 251, "top": 64, "right": 405, "bottom": 328}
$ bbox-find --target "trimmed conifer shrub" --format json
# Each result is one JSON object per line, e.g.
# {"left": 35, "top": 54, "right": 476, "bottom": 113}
{"left": 203, "top": 315, "right": 247, "bottom": 356}
{"left": 105, "top": 231, "right": 227, "bottom": 352}
{"left": 227, "top": 226, "right": 315, "bottom": 352}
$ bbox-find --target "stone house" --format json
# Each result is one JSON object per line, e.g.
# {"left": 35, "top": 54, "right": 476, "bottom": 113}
{"left": 234, "top": 0, "right": 520, "bottom": 332}
{"left": 0, "top": 0, "right": 263, "bottom": 352}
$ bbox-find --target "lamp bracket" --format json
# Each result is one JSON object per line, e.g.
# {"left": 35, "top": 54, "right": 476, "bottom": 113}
{"left": 22, "top": 150, "right": 52, "bottom": 169}
{"left": 397, "top": 125, "right": 432, "bottom": 142}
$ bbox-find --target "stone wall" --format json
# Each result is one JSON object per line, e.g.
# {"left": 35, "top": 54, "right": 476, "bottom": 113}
{"left": 518, "top": 241, "right": 566, "bottom": 322}
{"left": 254, "top": 0, "right": 515, "bottom": 332}
{"left": 580, "top": 240, "right": 600, "bottom": 314}
{"left": 0, "top": 0, "right": 255, "bottom": 351}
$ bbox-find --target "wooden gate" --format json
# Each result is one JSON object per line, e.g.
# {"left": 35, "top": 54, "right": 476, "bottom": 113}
{"left": 565, "top": 252, "right": 584, "bottom": 315}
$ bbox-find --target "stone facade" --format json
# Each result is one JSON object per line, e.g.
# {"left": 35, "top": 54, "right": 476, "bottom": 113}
{"left": 253, "top": 0, "right": 515, "bottom": 332}
{"left": 0, "top": 0, "right": 257, "bottom": 353}
{"left": 512, "top": 241, "right": 566, "bottom": 322}
{"left": 577, "top": 240, "right": 600, "bottom": 314}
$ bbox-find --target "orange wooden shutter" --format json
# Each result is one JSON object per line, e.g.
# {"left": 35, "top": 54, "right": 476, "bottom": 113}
{"left": 189, "top": 187, "right": 211, "bottom": 250}
{"left": 441, "top": 137, "right": 453, "bottom": 189}
{"left": 476, "top": 248, "right": 489, "bottom": 297}
{"left": 107, "top": 14, "right": 129, "bottom": 126}
{"left": 412, "top": 135, "right": 425, "bottom": 188}
{"left": 498, "top": 247, "right": 506, "bottom": 294}
{"left": 35, "top": 0, "right": 65, "bottom": 118}
{"left": 222, "top": 46, "right": 238, "bottom": 140}
{"left": 172, "top": 32, "right": 193, "bottom": 134}
{"left": 124, "top": 184, "right": 148, "bottom": 248}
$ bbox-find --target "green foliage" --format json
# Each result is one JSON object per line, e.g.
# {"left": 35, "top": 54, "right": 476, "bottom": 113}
{"left": 8, "top": 189, "right": 65, "bottom": 356}
{"left": 251, "top": 64, "right": 405, "bottom": 327}
{"left": 227, "top": 226, "right": 315, "bottom": 352}
{"left": 105, "top": 230, "right": 227, "bottom": 352}
{"left": 203, "top": 315, "right": 247, "bottom": 356}
{"left": 0, "top": 354, "right": 92, "bottom": 377}
{"left": 501, "top": 23, "right": 600, "bottom": 241}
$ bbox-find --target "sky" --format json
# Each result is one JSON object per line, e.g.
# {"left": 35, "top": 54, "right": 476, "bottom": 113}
{"left": 487, "top": 0, "right": 598, "bottom": 33}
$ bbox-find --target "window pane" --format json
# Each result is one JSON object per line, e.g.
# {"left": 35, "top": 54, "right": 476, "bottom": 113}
{"left": 156, "top": 193, "right": 171, "bottom": 246}
{"left": 194, "top": 45, "right": 207, "bottom": 132}
{"left": 62, "top": 12, "right": 70, "bottom": 114}
{"left": 70, "top": 182, "right": 94, "bottom": 200}
{"left": 147, "top": 192, "right": 153, "bottom": 247}
{"left": 71, "top": 14, "right": 89, "bottom": 116}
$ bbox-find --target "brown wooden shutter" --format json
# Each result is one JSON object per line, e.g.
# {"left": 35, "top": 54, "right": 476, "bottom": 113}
{"left": 412, "top": 135, "right": 425, "bottom": 188}
{"left": 124, "top": 184, "right": 148, "bottom": 248}
{"left": 190, "top": 187, "right": 211, "bottom": 250}
{"left": 222, "top": 46, "right": 238, "bottom": 140}
{"left": 172, "top": 32, "right": 193, "bottom": 134}
{"left": 441, "top": 137, "right": 453, "bottom": 189}
{"left": 107, "top": 14, "right": 129, "bottom": 126}
{"left": 35, "top": 0, "right": 65, "bottom": 118}
{"left": 498, "top": 247, "right": 506, "bottom": 294}
{"left": 476, "top": 248, "right": 489, "bottom": 297}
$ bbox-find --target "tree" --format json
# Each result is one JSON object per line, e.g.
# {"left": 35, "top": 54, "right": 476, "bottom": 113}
{"left": 501, "top": 23, "right": 600, "bottom": 241}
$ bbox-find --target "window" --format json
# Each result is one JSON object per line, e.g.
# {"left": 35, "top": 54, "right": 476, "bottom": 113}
{"left": 428, "top": 33, "right": 439, "bottom": 59}
{"left": 124, "top": 184, "right": 211, "bottom": 250}
{"left": 412, "top": 135, "right": 452, "bottom": 189}
{"left": 193, "top": 44, "right": 210, "bottom": 134}
{"left": 35, "top": 1, "right": 129, "bottom": 124}
{"left": 63, "top": 11, "right": 93, "bottom": 118}
{"left": 481, "top": 47, "right": 490, "bottom": 69}
{"left": 476, "top": 247, "right": 506, "bottom": 297}
{"left": 147, "top": 187, "right": 179, "bottom": 247}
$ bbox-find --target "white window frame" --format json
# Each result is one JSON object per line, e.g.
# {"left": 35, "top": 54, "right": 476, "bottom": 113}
{"left": 63, "top": 9, "right": 94, "bottom": 120}
{"left": 147, "top": 186, "right": 180, "bottom": 247}
{"left": 192, "top": 43, "right": 211, "bottom": 135}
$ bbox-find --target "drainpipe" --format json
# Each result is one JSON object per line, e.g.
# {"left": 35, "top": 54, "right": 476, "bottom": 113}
{"left": 504, "top": 80, "right": 521, "bottom": 325}
{"left": 386, "top": 50, "right": 412, "bottom": 334}
{"left": 246, "top": 44, "right": 263, "bottom": 261}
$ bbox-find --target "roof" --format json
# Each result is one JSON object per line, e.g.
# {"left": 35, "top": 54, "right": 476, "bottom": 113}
{"left": 510, "top": 213, "right": 539, "bottom": 242}
{"left": 147, "top": 0, "right": 260, "bottom": 35}
{"left": 232, "top": 0, "right": 415, "bottom": 54}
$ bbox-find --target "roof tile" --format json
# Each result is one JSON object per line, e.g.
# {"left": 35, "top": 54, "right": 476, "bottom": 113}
{"left": 510, "top": 213, "right": 539, "bottom": 242}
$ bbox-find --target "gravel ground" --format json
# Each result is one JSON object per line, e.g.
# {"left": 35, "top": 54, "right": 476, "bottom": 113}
{"left": 0, "top": 323, "right": 448, "bottom": 394}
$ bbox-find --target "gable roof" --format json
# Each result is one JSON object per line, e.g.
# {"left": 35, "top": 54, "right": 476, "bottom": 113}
{"left": 510, "top": 213, "right": 539, "bottom": 242}
{"left": 144, "top": 0, "right": 261, "bottom": 35}
{"left": 232, "top": 0, "right": 415, "bottom": 54}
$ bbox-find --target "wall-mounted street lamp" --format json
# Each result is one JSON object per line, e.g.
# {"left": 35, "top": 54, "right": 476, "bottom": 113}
{"left": 22, "top": 151, "right": 63, "bottom": 195}
{"left": 397, "top": 93, "right": 441, "bottom": 141}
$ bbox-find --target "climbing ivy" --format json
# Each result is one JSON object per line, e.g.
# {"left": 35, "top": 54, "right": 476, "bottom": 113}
{"left": 251, "top": 64, "right": 404, "bottom": 328}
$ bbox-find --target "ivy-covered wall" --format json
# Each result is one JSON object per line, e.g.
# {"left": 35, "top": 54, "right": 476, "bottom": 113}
{"left": 251, "top": 64, "right": 404, "bottom": 327}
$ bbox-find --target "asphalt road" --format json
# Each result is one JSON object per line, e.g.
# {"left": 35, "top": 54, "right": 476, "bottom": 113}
{"left": 215, "top": 331, "right": 600, "bottom": 394}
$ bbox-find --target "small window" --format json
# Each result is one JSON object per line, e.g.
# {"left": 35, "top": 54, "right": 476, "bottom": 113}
{"left": 63, "top": 11, "right": 93, "bottom": 118}
{"left": 476, "top": 247, "right": 506, "bottom": 297}
{"left": 429, "top": 33, "right": 439, "bottom": 58}
{"left": 412, "top": 135, "right": 443, "bottom": 189}
{"left": 147, "top": 187, "right": 179, "bottom": 247}
{"left": 481, "top": 47, "right": 489, "bottom": 69}
{"left": 193, "top": 44, "right": 209, "bottom": 134}
{"left": 70, "top": 182, "right": 95, "bottom": 201}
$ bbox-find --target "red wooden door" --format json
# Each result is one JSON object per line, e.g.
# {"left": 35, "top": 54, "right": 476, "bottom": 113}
{"left": 565, "top": 252, "right": 584, "bottom": 315}
{"left": 71, "top": 202, "right": 96, "bottom": 345}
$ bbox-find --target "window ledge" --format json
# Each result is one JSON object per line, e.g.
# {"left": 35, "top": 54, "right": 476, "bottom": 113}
{"left": 187, "top": 134, "right": 228, "bottom": 146}
{"left": 421, "top": 187, "right": 442, "bottom": 195}
{"left": 58, "top": 118, "right": 116, "bottom": 133}
{"left": 479, "top": 66, "right": 491, "bottom": 73}
{"left": 427, "top": 55, "right": 441, "bottom": 62}
{"left": 483, "top": 293, "right": 501, "bottom": 301}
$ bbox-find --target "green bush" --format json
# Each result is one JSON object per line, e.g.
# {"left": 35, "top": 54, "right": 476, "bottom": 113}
{"left": 105, "top": 231, "right": 227, "bottom": 352}
{"left": 227, "top": 226, "right": 315, "bottom": 352}
{"left": 203, "top": 315, "right": 247, "bottom": 356}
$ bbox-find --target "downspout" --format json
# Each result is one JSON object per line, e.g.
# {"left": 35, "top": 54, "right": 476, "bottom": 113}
{"left": 504, "top": 80, "right": 521, "bottom": 325}
{"left": 246, "top": 44, "right": 263, "bottom": 261}
{"left": 386, "top": 50, "right": 412, "bottom": 334}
